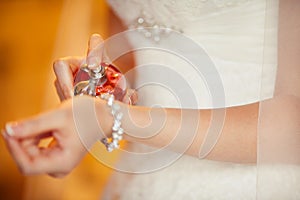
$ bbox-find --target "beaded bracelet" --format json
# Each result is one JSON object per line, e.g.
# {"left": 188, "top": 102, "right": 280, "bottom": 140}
{"left": 100, "top": 93, "right": 124, "bottom": 152}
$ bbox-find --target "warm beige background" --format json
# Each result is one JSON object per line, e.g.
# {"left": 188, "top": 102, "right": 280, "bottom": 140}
{"left": 0, "top": 0, "right": 113, "bottom": 199}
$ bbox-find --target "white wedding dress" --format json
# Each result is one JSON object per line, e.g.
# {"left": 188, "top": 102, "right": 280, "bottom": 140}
{"left": 99, "top": 0, "right": 291, "bottom": 199}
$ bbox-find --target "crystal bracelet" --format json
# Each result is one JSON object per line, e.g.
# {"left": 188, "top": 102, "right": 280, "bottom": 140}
{"left": 100, "top": 93, "right": 124, "bottom": 152}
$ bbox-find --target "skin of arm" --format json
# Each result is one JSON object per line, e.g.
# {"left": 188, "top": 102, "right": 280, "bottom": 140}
{"left": 96, "top": 0, "right": 299, "bottom": 163}
{"left": 96, "top": 7, "right": 258, "bottom": 163}
{"left": 96, "top": 99, "right": 258, "bottom": 163}
{"left": 1, "top": 1, "right": 299, "bottom": 177}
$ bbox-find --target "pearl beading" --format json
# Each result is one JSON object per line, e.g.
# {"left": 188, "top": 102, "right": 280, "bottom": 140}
{"left": 129, "top": 10, "right": 183, "bottom": 43}
{"left": 125, "top": 0, "right": 254, "bottom": 43}
{"left": 100, "top": 93, "right": 124, "bottom": 152}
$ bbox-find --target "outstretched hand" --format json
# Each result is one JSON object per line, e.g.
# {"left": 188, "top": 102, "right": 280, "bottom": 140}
{"left": 2, "top": 96, "right": 108, "bottom": 178}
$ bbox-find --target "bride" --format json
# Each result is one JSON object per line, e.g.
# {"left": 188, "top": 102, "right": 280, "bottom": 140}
{"left": 2, "top": 0, "right": 300, "bottom": 199}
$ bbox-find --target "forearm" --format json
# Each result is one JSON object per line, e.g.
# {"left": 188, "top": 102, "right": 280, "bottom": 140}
{"left": 96, "top": 99, "right": 258, "bottom": 163}
{"left": 93, "top": 1, "right": 298, "bottom": 164}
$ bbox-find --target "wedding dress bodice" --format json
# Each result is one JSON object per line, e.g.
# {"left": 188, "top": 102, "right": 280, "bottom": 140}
{"left": 107, "top": 0, "right": 278, "bottom": 108}
{"left": 102, "top": 0, "right": 279, "bottom": 199}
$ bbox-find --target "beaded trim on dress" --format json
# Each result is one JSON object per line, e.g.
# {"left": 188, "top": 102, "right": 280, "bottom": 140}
{"left": 107, "top": 0, "right": 254, "bottom": 31}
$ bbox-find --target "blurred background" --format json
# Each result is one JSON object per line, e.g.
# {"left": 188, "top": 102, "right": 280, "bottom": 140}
{"left": 0, "top": 0, "right": 114, "bottom": 199}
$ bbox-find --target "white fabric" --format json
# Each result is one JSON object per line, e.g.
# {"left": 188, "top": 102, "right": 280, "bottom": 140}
{"left": 107, "top": 0, "right": 278, "bottom": 108}
{"left": 102, "top": 0, "right": 279, "bottom": 199}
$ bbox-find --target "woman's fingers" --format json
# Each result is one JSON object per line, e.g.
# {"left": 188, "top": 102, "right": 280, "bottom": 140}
{"left": 3, "top": 135, "right": 34, "bottom": 174}
{"left": 28, "top": 147, "right": 68, "bottom": 175}
{"left": 53, "top": 58, "right": 75, "bottom": 99}
{"left": 3, "top": 110, "right": 64, "bottom": 139}
{"left": 123, "top": 89, "right": 138, "bottom": 105}
{"left": 54, "top": 79, "right": 66, "bottom": 101}
{"left": 6, "top": 137, "right": 66, "bottom": 175}
{"left": 53, "top": 34, "right": 105, "bottom": 101}
{"left": 86, "top": 34, "right": 104, "bottom": 69}
{"left": 3, "top": 124, "right": 73, "bottom": 175}
{"left": 53, "top": 56, "right": 84, "bottom": 100}
{"left": 3, "top": 127, "right": 75, "bottom": 175}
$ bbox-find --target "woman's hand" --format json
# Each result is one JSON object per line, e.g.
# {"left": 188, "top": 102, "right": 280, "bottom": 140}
{"left": 53, "top": 34, "right": 137, "bottom": 104}
{"left": 53, "top": 34, "right": 103, "bottom": 101}
{"left": 1, "top": 96, "right": 108, "bottom": 178}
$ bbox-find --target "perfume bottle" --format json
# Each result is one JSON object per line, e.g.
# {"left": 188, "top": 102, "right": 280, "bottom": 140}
{"left": 74, "top": 62, "right": 127, "bottom": 101}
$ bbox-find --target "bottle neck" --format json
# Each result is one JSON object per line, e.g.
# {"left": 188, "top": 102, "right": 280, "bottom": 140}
{"left": 87, "top": 64, "right": 106, "bottom": 96}
{"left": 89, "top": 65, "right": 105, "bottom": 79}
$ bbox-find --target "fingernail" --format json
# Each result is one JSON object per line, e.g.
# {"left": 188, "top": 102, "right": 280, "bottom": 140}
{"left": 5, "top": 122, "right": 16, "bottom": 136}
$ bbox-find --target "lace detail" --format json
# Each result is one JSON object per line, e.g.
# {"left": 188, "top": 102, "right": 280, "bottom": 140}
{"left": 129, "top": 12, "right": 182, "bottom": 42}
{"left": 107, "top": 0, "right": 253, "bottom": 31}
{"left": 107, "top": 0, "right": 278, "bottom": 108}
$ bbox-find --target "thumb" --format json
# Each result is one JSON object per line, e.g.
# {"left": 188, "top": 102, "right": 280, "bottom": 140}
{"left": 4, "top": 110, "right": 62, "bottom": 139}
{"left": 86, "top": 34, "right": 104, "bottom": 69}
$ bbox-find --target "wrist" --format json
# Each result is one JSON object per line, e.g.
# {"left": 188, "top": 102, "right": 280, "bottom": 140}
{"left": 94, "top": 97, "right": 114, "bottom": 139}
{"left": 71, "top": 96, "right": 111, "bottom": 149}
{"left": 96, "top": 94, "right": 127, "bottom": 152}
